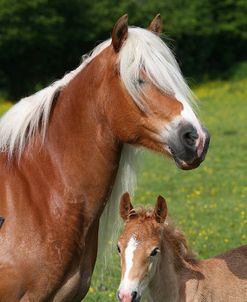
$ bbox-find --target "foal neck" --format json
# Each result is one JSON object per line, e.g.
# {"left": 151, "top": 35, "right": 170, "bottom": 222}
{"left": 147, "top": 230, "right": 200, "bottom": 302}
{"left": 147, "top": 236, "right": 180, "bottom": 302}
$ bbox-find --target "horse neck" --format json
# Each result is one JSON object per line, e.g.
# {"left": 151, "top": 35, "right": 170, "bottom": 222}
{"left": 19, "top": 49, "right": 122, "bottom": 220}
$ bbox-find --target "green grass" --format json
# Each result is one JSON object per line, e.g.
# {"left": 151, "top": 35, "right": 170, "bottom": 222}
{"left": 1, "top": 70, "right": 246, "bottom": 302}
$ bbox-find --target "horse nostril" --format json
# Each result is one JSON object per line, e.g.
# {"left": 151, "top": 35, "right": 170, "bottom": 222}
{"left": 132, "top": 291, "right": 138, "bottom": 301}
{"left": 182, "top": 127, "right": 198, "bottom": 147}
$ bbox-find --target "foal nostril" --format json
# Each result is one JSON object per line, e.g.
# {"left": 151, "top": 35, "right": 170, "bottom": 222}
{"left": 132, "top": 291, "right": 138, "bottom": 301}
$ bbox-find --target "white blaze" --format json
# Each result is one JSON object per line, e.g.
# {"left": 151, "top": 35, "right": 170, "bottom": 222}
{"left": 119, "top": 236, "right": 139, "bottom": 292}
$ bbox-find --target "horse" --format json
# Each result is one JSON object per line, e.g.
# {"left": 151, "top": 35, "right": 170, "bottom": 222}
{"left": 0, "top": 14, "right": 210, "bottom": 301}
{"left": 117, "top": 193, "right": 247, "bottom": 302}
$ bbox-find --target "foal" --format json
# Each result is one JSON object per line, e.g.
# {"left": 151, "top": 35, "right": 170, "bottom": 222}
{"left": 117, "top": 193, "right": 247, "bottom": 302}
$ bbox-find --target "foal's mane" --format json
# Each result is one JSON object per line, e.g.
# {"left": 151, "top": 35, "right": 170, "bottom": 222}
{"left": 163, "top": 219, "right": 198, "bottom": 267}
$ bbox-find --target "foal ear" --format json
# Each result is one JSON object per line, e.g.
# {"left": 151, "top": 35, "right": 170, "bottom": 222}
{"left": 120, "top": 192, "right": 134, "bottom": 221}
{"left": 147, "top": 14, "right": 162, "bottom": 36}
{"left": 154, "top": 195, "right": 167, "bottom": 223}
{"left": 112, "top": 14, "right": 128, "bottom": 52}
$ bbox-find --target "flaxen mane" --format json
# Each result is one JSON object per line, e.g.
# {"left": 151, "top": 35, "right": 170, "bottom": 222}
{"left": 163, "top": 220, "right": 198, "bottom": 267}
{"left": 0, "top": 28, "right": 195, "bottom": 158}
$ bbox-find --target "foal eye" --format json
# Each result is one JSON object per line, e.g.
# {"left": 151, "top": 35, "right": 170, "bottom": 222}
{"left": 117, "top": 244, "right": 121, "bottom": 254}
{"left": 150, "top": 248, "right": 160, "bottom": 257}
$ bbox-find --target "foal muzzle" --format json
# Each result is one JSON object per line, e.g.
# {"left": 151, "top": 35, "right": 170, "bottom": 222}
{"left": 117, "top": 290, "right": 141, "bottom": 302}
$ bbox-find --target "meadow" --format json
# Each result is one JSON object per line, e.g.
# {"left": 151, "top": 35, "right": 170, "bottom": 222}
{"left": 0, "top": 65, "right": 246, "bottom": 302}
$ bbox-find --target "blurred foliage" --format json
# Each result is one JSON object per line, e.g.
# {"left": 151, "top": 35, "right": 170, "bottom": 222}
{"left": 0, "top": 0, "right": 247, "bottom": 100}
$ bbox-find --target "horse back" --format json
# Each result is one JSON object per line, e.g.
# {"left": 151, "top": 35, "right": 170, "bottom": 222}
{"left": 194, "top": 245, "right": 247, "bottom": 301}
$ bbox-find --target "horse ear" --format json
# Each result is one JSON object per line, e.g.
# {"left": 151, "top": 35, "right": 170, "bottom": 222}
{"left": 154, "top": 195, "right": 167, "bottom": 223}
{"left": 120, "top": 192, "right": 134, "bottom": 221}
{"left": 112, "top": 14, "right": 128, "bottom": 52}
{"left": 148, "top": 14, "right": 162, "bottom": 36}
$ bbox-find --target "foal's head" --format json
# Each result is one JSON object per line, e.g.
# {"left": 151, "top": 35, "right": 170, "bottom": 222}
{"left": 100, "top": 14, "right": 210, "bottom": 170}
{"left": 117, "top": 193, "right": 168, "bottom": 302}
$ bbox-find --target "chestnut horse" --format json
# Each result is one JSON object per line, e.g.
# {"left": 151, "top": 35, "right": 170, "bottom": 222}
{"left": 117, "top": 193, "right": 247, "bottom": 302}
{"left": 0, "top": 15, "right": 209, "bottom": 301}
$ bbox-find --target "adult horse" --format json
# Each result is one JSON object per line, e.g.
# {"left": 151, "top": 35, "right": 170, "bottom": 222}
{"left": 0, "top": 15, "right": 209, "bottom": 301}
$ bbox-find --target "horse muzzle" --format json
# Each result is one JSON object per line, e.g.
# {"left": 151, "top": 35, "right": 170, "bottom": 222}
{"left": 167, "top": 124, "right": 210, "bottom": 170}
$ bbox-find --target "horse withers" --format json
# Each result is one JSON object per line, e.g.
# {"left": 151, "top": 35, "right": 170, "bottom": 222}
{"left": 117, "top": 193, "right": 247, "bottom": 302}
{"left": 0, "top": 15, "right": 209, "bottom": 301}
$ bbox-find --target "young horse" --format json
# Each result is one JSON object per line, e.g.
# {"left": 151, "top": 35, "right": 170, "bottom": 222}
{"left": 0, "top": 15, "right": 209, "bottom": 301}
{"left": 118, "top": 193, "right": 247, "bottom": 302}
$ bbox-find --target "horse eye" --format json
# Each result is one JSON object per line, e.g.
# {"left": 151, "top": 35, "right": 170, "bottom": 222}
{"left": 117, "top": 244, "right": 121, "bottom": 254}
{"left": 134, "top": 78, "right": 145, "bottom": 86}
{"left": 138, "top": 78, "right": 145, "bottom": 85}
{"left": 150, "top": 248, "right": 160, "bottom": 257}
